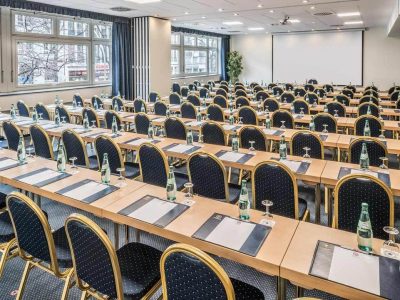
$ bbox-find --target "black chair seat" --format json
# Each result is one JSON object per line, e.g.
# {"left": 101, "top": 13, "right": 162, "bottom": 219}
{"left": 298, "top": 198, "right": 308, "bottom": 219}
{"left": 231, "top": 278, "right": 264, "bottom": 300}
{"left": 117, "top": 242, "right": 162, "bottom": 299}
{"left": 88, "top": 155, "right": 99, "bottom": 170}
{"left": 52, "top": 227, "right": 73, "bottom": 269}
{"left": 175, "top": 172, "right": 189, "bottom": 190}
{"left": 0, "top": 212, "right": 15, "bottom": 244}
{"left": 125, "top": 162, "right": 141, "bottom": 179}
{"left": 0, "top": 192, "right": 6, "bottom": 209}
{"left": 228, "top": 183, "right": 241, "bottom": 204}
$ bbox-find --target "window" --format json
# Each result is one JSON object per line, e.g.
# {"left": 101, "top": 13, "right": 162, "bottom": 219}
{"left": 14, "top": 13, "right": 53, "bottom": 34}
{"left": 94, "top": 44, "right": 111, "bottom": 82}
{"left": 171, "top": 32, "right": 220, "bottom": 77}
{"left": 94, "top": 23, "right": 112, "bottom": 39}
{"left": 59, "top": 19, "right": 90, "bottom": 37}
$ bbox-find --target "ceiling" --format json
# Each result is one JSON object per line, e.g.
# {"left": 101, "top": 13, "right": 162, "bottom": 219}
{"left": 31, "top": 0, "right": 396, "bottom": 34}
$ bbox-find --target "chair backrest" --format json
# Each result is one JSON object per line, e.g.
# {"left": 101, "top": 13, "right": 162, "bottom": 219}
{"left": 308, "top": 79, "right": 318, "bottom": 84}
{"left": 364, "top": 85, "right": 378, "bottom": 92}
{"left": 294, "top": 88, "right": 306, "bottom": 97}
{"left": 334, "top": 174, "right": 393, "bottom": 239}
{"left": 169, "top": 93, "right": 181, "bottom": 105}
{"left": 213, "top": 95, "right": 228, "bottom": 108}
{"left": 388, "top": 86, "right": 400, "bottom": 95}
{"left": 55, "top": 105, "right": 71, "bottom": 123}
{"left": 165, "top": 117, "right": 187, "bottom": 140}
{"left": 235, "top": 96, "right": 250, "bottom": 108}
{"left": 238, "top": 106, "right": 258, "bottom": 125}
{"left": 111, "top": 97, "right": 124, "bottom": 111}
{"left": 30, "top": 125, "right": 53, "bottom": 159}
{"left": 252, "top": 161, "right": 299, "bottom": 219}
{"left": 272, "top": 86, "right": 284, "bottom": 96}
{"left": 342, "top": 89, "right": 354, "bottom": 99}
{"left": 220, "top": 81, "right": 228, "bottom": 86}
{"left": 235, "top": 89, "right": 247, "bottom": 98}
{"left": 363, "top": 90, "right": 379, "bottom": 98}
{"left": 215, "top": 88, "right": 228, "bottom": 98}
{"left": 357, "top": 102, "right": 380, "bottom": 118}
{"left": 35, "top": 103, "right": 50, "bottom": 120}
{"left": 344, "top": 85, "right": 356, "bottom": 93}
{"left": 354, "top": 115, "right": 382, "bottom": 137}
{"left": 263, "top": 98, "right": 280, "bottom": 112}
{"left": 193, "top": 80, "right": 201, "bottom": 87}
{"left": 3, "top": 121, "right": 22, "bottom": 151}
{"left": 285, "top": 83, "right": 294, "bottom": 91}
{"left": 180, "top": 102, "right": 197, "bottom": 119}
{"left": 304, "top": 84, "right": 315, "bottom": 92}
{"left": 253, "top": 85, "right": 263, "bottom": 93}
{"left": 249, "top": 82, "right": 258, "bottom": 89}
{"left": 138, "top": 143, "right": 169, "bottom": 187}
{"left": 208, "top": 81, "right": 215, "bottom": 87}
{"left": 149, "top": 91, "right": 159, "bottom": 103}
{"left": 199, "top": 88, "right": 209, "bottom": 99}
{"left": 65, "top": 214, "right": 123, "bottom": 299}
{"left": 73, "top": 94, "right": 84, "bottom": 106}
{"left": 235, "top": 85, "right": 245, "bottom": 92}
{"left": 267, "top": 83, "right": 277, "bottom": 90}
{"left": 154, "top": 101, "right": 168, "bottom": 116}
{"left": 314, "top": 88, "right": 327, "bottom": 99}
{"left": 17, "top": 100, "right": 30, "bottom": 117}
{"left": 280, "top": 92, "right": 295, "bottom": 104}
{"left": 61, "top": 129, "right": 90, "bottom": 168}
{"left": 188, "top": 152, "right": 229, "bottom": 201}
{"left": 390, "top": 91, "right": 400, "bottom": 101}
{"left": 160, "top": 243, "right": 235, "bottom": 300}
{"left": 271, "top": 110, "right": 294, "bottom": 129}
{"left": 133, "top": 99, "right": 147, "bottom": 113}
{"left": 91, "top": 96, "right": 103, "bottom": 108}
{"left": 349, "top": 138, "right": 387, "bottom": 167}
{"left": 335, "top": 95, "right": 350, "bottom": 106}
{"left": 203, "top": 84, "right": 210, "bottom": 91}
{"left": 255, "top": 91, "right": 269, "bottom": 101}
{"left": 94, "top": 135, "right": 124, "bottom": 173}
{"left": 134, "top": 113, "right": 150, "bottom": 135}
{"left": 172, "top": 83, "right": 181, "bottom": 95}
{"left": 304, "top": 92, "right": 319, "bottom": 105}
{"left": 313, "top": 113, "right": 337, "bottom": 133}
{"left": 323, "top": 84, "right": 334, "bottom": 93}
{"left": 201, "top": 122, "right": 226, "bottom": 145}
{"left": 359, "top": 95, "right": 379, "bottom": 106}
{"left": 104, "top": 110, "right": 122, "bottom": 130}
{"left": 181, "top": 87, "right": 189, "bottom": 98}
{"left": 291, "top": 131, "right": 324, "bottom": 159}
{"left": 207, "top": 104, "right": 224, "bottom": 122}
{"left": 219, "top": 85, "right": 229, "bottom": 93}
{"left": 326, "top": 101, "right": 345, "bottom": 117}
{"left": 239, "top": 126, "right": 267, "bottom": 151}
{"left": 187, "top": 94, "right": 201, "bottom": 107}
{"left": 292, "top": 99, "right": 310, "bottom": 115}
{"left": 188, "top": 84, "right": 197, "bottom": 91}
{"left": 82, "top": 107, "right": 100, "bottom": 128}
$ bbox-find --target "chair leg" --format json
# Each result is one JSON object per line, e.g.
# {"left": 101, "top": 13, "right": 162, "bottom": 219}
{"left": 16, "top": 261, "right": 34, "bottom": 300}
{"left": 0, "top": 240, "right": 16, "bottom": 277}
{"left": 60, "top": 269, "right": 74, "bottom": 300}
{"left": 80, "top": 291, "right": 89, "bottom": 300}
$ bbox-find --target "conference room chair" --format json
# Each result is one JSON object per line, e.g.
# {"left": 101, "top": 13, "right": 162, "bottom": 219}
{"left": 390, "top": 90, "right": 400, "bottom": 101}
{"left": 187, "top": 152, "right": 240, "bottom": 203}
{"left": 364, "top": 85, "right": 378, "bottom": 92}
{"left": 134, "top": 113, "right": 150, "bottom": 135}
{"left": 239, "top": 126, "right": 268, "bottom": 151}
{"left": 253, "top": 85, "right": 264, "bottom": 93}
{"left": 326, "top": 101, "right": 346, "bottom": 117}
{"left": 82, "top": 107, "right": 100, "bottom": 128}
{"left": 165, "top": 117, "right": 187, "bottom": 140}
{"left": 149, "top": 91, "right": 159, "bottom": 103}
{"left": 357, "top": 102, "right": 380, "bottom": 118}
{"left": 111, "top": 96, "right": 124, "bottom": 111}
{"left": 169, "top": 93, "right": 182, "bottom": 105}
{"left": 304, "top": 84, "right": 315, "bottom": 92}
{"left": 292, "top": 99, "right": 310, "bottom": 115}
{"left": 216, "top": 88, "right": 228, "bottom": 98}
{"left": 55, "top": 105, "right": 71, "bottom": 124}
{"left": 334, "top": 174, "right": 393, "bottom": 240}
{"left": 359, "top": 95, "right": 379, "bottom": 106}
{"left": 323, "top": 84, "right": 334, "bottom": 93}
{"left": 220, "top": 80, "right": 229, "bottom": 86}
{"left": 304, "top": 92, "right": 319, "bottom": 105}
{"left": 187, "top": 94, "right": 201, "bottom": 107}
{"left": 207, "top": 104, "right": 225, "bottom": 122}
{"left": 104, "top": 110, "right": 122, "bottom": 130}
{"left": 335, "top": 94, "right": 350, "bottom": 106}
{"left": 180, "top": 102, "right": 197, "bottom": 119}
{"left": 73, "top": 94, "right": 84, "bottom": 107}
{"left": 396, "top": 99, "right": 400, "bottom": 110}
{"left": 30, "top": 125, "right": 54, "bottom": 159}
{"left": 213, "top": 95, "right": 228, "bottom": 108}
{"left": 160, "top": 243, "right": 264, "bottom": 300}
{"left": 271, "top": 110, "right": 294, "bottom": 129}
{"left": 235, "top": 89, "right": 248, "bottom": 98}
{"left": 3, "top": 121, "right": 22, "bottom": 151}
{"left": 348, "top": 137, "right": 387, "bottom": 167}
{"left": 235, "top": 96, "right": 250, "bottom": 108}
{"left": 65, "top": 214, "right": 162, "bottom": 300}
{"left": 138, "top": 143, "right": 188, "bottom": 189}
{"left": 94, "top": 135, "right": 140, "bottom": 179}
{"left": 154, "top": 101, "right": 168, "bottom": 116}
{"left": 314, "top": 88, "right": 327, "bottom": 99}
{"left": 238, "top": 106, "right": 258, "bottom": 125}
{"left": 285, "top": 83, "right": 294, "bottom": 91}
{"left": 235, "top": 82, "right": 244, "bottom": 87}
{"left": 6, "top": 192, "right": 73, "bottom": 299}
{"left": 208, "top": 80, "right": 216, "bottom": 88}
{"left": 308, "top": 79, "right": 318, "bottom": 84}
{"left": 61, "top": 129, "right": 97, "bottom": 169}
{"left": 341, "top": 89, "right": 354, "bottom": 99}
{"left": 280, "top": 92, "right": 295, "bottom": 104}
{"left": 234, "top": 85, "right": 245, "bottom": 92}
{"left": 272, "top": 86, "right": 284, "bottom": 96}
{"left": 268, "top": 83, "right": 277, "bottom": 90}
{"left": 249, "top": 82, "right": 258, "bottom": 89}
{"left": 91, "top": 96, "right": 103, "bottom": 108}
{"left": 354, "top": 115, "right": 383, "bottom": 137}
{"left": 201, "top": 121, "right": 226, "bottom": 145}
{"left": 344, "top": 85, "right": 357, "bottom": 93}
{"left": 388, "top": 86, "right": 400, "bottom": 95}
{"left": 35, "top": 103, "right": 51, "bottom": 120}
{"left": 291, "top": 130, "right": 324, "bottom": 159}
{"left": 188, "top": 83, "right": 197, "bottom": 91}
{"left": 294, "top": 87, "right": 306, "bottom": 97}
{"left": 203, "top": 84, "right": 210, "bottom": 91}
{"left": 133, "top": 98, "right": 147, "bottom": 113}
{"left": 172, "top": 82, "right": 181, "bottom": 95}
{"left": 255, "top": 90, "right": 269, "bottom": 101}
{"left": 181, "top": 87, "right": 189, "bottom": 98}
{"left": 363, "top": 89, "right": 379, "bottom": 98}
{"left": 0, "top": 207, "right": 16, "bottom": 278}
{"left": 219, "top": 85, "right": 229, "bottom": 93}
{"left": 313, "top": 113, "right": 337, "bottom": 133}
{"left": 17, "top": 100, "right": 30, "bottom": 117}
{"left": 252, "top": 160, "right": 309, "bottom": 220}
{"left": 193, "top": 80, "right": 201, "bottom": 87}
{"left": 199, "top": 88, "right": 209, "bottom": 99}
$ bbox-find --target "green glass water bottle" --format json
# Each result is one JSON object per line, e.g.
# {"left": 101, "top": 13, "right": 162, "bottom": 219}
{"left": 238, "top": 180, "right": 250, "bottom": 220}
{"left": 279, "top": 135, "right": 287, "bottom": 160}
{"left": 93, "top": 98, "right": 99, "bottom": 110}
{"left": 32, "top": 107, "right": 38, "bottom": 123}
{"left": 196, "top": 111, "right": 202, "bottom": 122}
{"left": 166, "top": 105, "right": 170, "bottom": 118}
{"left": 72, "top": 97, "right": 77, "bottom": 109}
{"left": 148, "top": 121, "right": 154, "bottom": 140}
{"left": 141, "top": 103, "right": 145, "bottom": 113}
{"left": 232, "top": 130, "right": 239, "bottom": 152}
{"left": 10, "top": 104, "right": 16, "bottom": 119}
{"left": 111, "top": 116, "right": 118, "bottom": 135}
{"left": 101, "top": 153, "right": 111, "bottom": 185}
{"left": 17, "top": 135, "right": 26, "bottom": 164}
{"left": 83, "top": 112, "right": 89, "bottom": 129}
{"left": 55, "top": 110, "right": 61, "bottom": 126}
{"left": 309, "top": 115, "right": 315, "bottom": 131}
{"left": 56, "top": 141, "right": 66, "bottom": 173}
{"left": 366, "top": 105, "right": 372, "bottom": 115}
{"left": 186, "top": 127, "right": 193, "bottom": 145}
{"left": 363, "top": 120, "right": 371, "bottom": 137}
{"left": 166, "top": 165, "right": 177, "bottom": 201}
{"left": 265, "top": 113, "right": 271, "bottom": 129}
{"left": 357, "top": 203, "right": 373, "bottom": 252}
{"left": 323, "top": 104, "right": 328, "bottom": 113}
{"left": 359, "top": 142, "right": 370, "bottom": 170}
{"left": 229, "top": 112, "right": 235, "bottom": 125}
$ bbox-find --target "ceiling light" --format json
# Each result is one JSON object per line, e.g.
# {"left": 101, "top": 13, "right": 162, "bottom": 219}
{"left": 124, "top": 0, "right": 161, "bottom": 3}
{"left": 288, "top": 19, "right": 300, "bottom": 23}
{"left": 233, "top": 13, "right": 239, "bottom": 16}
{"left": 344, "top": 20, "right": 363, "bottom": 25}
{"left": 248, "top": 27, "right": 265, "bottom": 31}
{"left": 257, "top": 4, "right": 263, "bottom": 8}
{"left": 172, "top": 18, "right": 177, "bottom": 21}
{"left": 218, "top": 8, "right": 224, "bottom": 12}
{"left": 184, "top": 11, "right": 189, "bottom": 15}
{"left": 337, "top": 12, "right": 361, "bottom": 17}
{"left": 310, "top": 6, "right": 315, "bottom": 10}
{"left": 201, "top": 16, "right": 206, "bottom": 19}
{"left": 302, "top": 0, "right": 309, "bottom": 3}
{"left": 223, "top": 21, "right": 243, "bottom": 25}
{"left": 269, "top": 10, "right": 274, "bottom": 13}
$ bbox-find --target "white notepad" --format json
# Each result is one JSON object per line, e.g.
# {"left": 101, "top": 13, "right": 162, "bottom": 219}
{"left": 280, "top": 160, "right": 302, "bottom": 172}
{"left": 0, "top": 159, "right": 18, "bottom": 169}
{"left": 152, "top": 117, "right": 166, "bottom": 122}
{"left": 128, "top": 198, "right": 177, "bottom": 224}
{"left": 18, "top": 169, "right": 59, "bottom": 185}
{"left": 328, "top": 247, "right": 380, "bottom": 295}
{"left": 223, "top": 125, "right": 238, "bottom": 131}
{"left": 126, "top": 138, "right": 149, "bottom": 146}
{"left": 62, "top": 181, "right": 109, "bottom": 200}
{"left": 168, "top": 144, "right": 195, "bottom": 153}
{"left": 350, "top": 169, "right": 379, "bottom": 178}
{"left": 41, "top": 123, "right": 57, "bottom": 129}
{"left": 186, "top": 121, "right": 203, "bottom": 127}
{"left": 263, "top": 129, "right": 278, "bottom": 135}
{"left": 205, "top": 217, "right": 255, "bottom": 251}
{"left": 219, "top": 152, "right": 245, "bottom": 162}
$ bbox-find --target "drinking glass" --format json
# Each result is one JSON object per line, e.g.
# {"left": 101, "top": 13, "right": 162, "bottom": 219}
{"left": 38, "top": 113, "right": 43, "bottom": 121}
{"left": 100, "top": 104, "right": 104, "bottom": 110}
{"left": 184, "top": 182, "right": 194, "bottom": 202}
{"left": 379, "top": 157, "right": 389, "bottom": 169}
{"left": 300, "top": 107, "right": 304, "bottom": 116}
{"left": 322, "top": 124, "right": 328, "bottom": 133}
{"left": 379, "top": 129, "right": 386, "bottom": 140}
{"left": 116, "top": 168, "right": 127, "bottom": 187}
{"left": 265, "top": 105, "right": 269, "bottom": 113}
{"left": 159, "top": 128, "right": 165, "bottom": 138}
{"left": 303, "top": 147, "right": 311, "bottom": 158}
{"left": 381, "top": 226, "right": 399, "bottom": 258}
{"left": 238, "top": 117, "right": 243, "bottom": 125}
{"left": 69, "top": 157, "right": 79, "bottom": 174}
{"left": 61, "top": 116, "right": 66, "bottom": 125}
{"left": 26, "top": 145, "right": 34, "bottom": 159}
{"left": 280, "top": 121, "right": 286, "bottom": 129}
{"left": 249, "top": 141, "right": 256, "bottom": 153}
{"left": 334, "top": 110, "right": 339, "bottom": 118}
{"left": 283, "top": 97, "right": 287, "bottom": 104}
{"left": 262, "top": 200, "right": 273, "bottom": 218}
{"left": 91, "top": 120, "right": 96, "bottom": 128}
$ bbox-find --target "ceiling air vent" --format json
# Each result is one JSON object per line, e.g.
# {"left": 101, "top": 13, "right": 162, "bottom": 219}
{"left": 313, "top": 12, "right": 334, "bottom": 16}
{"left": 110, "top": 7, "right": 134, "bottom": 12}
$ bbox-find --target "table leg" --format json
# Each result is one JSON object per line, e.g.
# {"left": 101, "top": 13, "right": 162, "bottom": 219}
{"left": 114, "top": 223, "right": 119, "bottom": 249}
{"left": 327, "top": 187, "right": 333, "bottom": 227}
{"left": 277, "top": 277, "right": 287, "bottom": 300}
{"left": 314, "top": 184, "right": 321, "bottom": 224}
{"left": 125, "top": 225, "right": 130, "bottom": 245}
{"left": 296, "top": 286, "right": 304, "bottom": 298}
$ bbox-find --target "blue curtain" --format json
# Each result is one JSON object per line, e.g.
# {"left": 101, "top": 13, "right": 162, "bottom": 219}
{"left": 220, "top": 37, "right": 230, "bottom": 81}
{"left": 112, "top": 21, "right": 133, "bottom": 99}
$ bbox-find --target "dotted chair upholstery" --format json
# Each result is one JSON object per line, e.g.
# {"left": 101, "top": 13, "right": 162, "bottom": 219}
{"left": 313, "top": 113, "right": 337, "bottom": 133}
{"left": 294, "top": 88, "right": 306, "bottom": 97}
{"left": 133, "top": 99, "right": 147, "bottom": 113}
{"left": 138, "top": 144, "right": 168, "bottom": 187}
{"left": 61, "top": 129, "right": 90, "bottom": 168}
{"left": 154, "top": 101, "right": 168, "bottom": 116}
{"left": 169, "top": 93, "right": 181, "bottom": 105}
{"left": 17, "top": 100, "right": 30, "bottom": 117}
{"left": 285, "top": 83, "right": 294, "bottom": 91}
{"left": 172, "top": 83, "right": 181, "bottom": 95}
{"left": 235, "top": 96, "right": 250, "bottom": 108}
{"left": 55, "top": 105, "right": 71, "bottom": 123}
{"left": 342, "top": 89, "right": 354, "bottom": 99}
{"left": 363, "top": 90, "right": 379, "bottom": 98}
{"left": 304, "top": 84, "right": 315, "bottom": 92}
{"left": 305, "top": 92, "right": 319, "bottom": 105}
{"left": 357, "top": 103, "right": 380, "bottom": 118}
{"left": 271, "top": 110, "right": 294, "bottom": 129}
{"left": 3, "top": 121, "right": 22, "bottom": 151}
{"left": 349, "top": 138, "right": 387, "bottom": 167}
{"left": 390, "top": 91, "right": 400, "bottom": 101}
{"left": 280, "top": 92, "right": 295, "bottom": 104}
{"left": 272, "top": 86, "right": 284, "bottom": 96}
{"left": 291, "top": 131, "right": 324, "bottom": 159}
{"left": 82, "top": 107, "right": 100, "bottom": 128}
{"left": 104, "top": 111, "right": 122, "bottom": 130}
{"left": 199, "top": 88, "right": 208, "bottom": 99}
{"left": 149, "top": 92, "right": 159, "bottom": 103}
{"left": 323, "top": 84, "right": 334, "bottom": 93}
{"left": 111, "top": 97, "right": 124, "bottom": 111}
{"left": 292, "top": 100, "right": 310, "bottom": 115}
{"left": 344, "top": 85, "right": 356, "bottom": 93}
{"left": 388, "top": 86, "right": 400, "bottom": 95}
{"left": 263, "top": 98, "right": 280, "bottom": 112}
{"left": 213, "top": 95, "right": 228, "bottom": 108}
{"left": 181, "top": 102, "right": 197, "bottom": 119}
{"left": 187, "top": 95, "right": 201, "bottom": 107}
{"left": 181, "top": 87, "right": 189, "bottom": 98}
{"left": 73, "top": 94, "right": 84, "bottom": 107}
{"left": 365, "top": 86, "right": 378, "bottom": 92}
{"left": 30, "top": 125, "right": 53, "bottom": 159}
{"left": 201, "top": 122, "right": 225, "bottom": 146}
{"left": 239, "top": 126, "right": 267, "bottom": 151}
{"left": 91, "top": 96, "right": 103, "bottom": 108}
{"left": 314, "top": 88, "right": 327, "bottom": 98}
{"left": 134, "top": 113, "right": 150, "bottom": 135}
{"left": 335, "top": 95, "right": 350, "bottom": 106}
{"left": 235, "top": 89, "right": 247, "bottom": 98}
{"left": 238, "top": 107, "right": 258, "bottom": 125}
{"left": 207, "top": 104, "right": 224, "bottom": 122}
{"left": 326, "top": 102, "right": 345, "bottom": 117}
{"left": 216, "top": 89, "right": 228, "bottom": 98}
{"left": 35, "top": 103, "right": 50, "bottom": 120}
{"left": 308, "top": 79, "right": 318, "bottom": 84}
{"left": 255, "top": 91, "right": 269, "bottom": 101}
{"left": 165, "top": 118, "right": 187, "bottom": 140}
{"left": 354, "top": 116, "right": 382, "bottom": 137}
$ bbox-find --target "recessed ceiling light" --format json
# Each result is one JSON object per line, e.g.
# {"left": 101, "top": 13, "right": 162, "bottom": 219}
{"left": 337, "top": 12, "right": 361, "bottom": 17}
{"left": 311, "top": 21, "right": 315, "bottom": 24}
{"left": 269, "top": 10, "right": 274, "bottom": 13}
{"left": 257, "top": 4, "right": 263, "bottom": 8}
{"left": 344, "top": 20, "right": 363, "bottom": 25}
{"left": 302, "top": 0, "right": 309, "bottom": 3}
{"left": 218, "top": 8, "right": 224, "bottom": 12}
{"left": 172, "top": 18, "right": 177, "bottom": 21}
{"left": 288, "top": 19, "right": 300, "bottom": 23}
{"left": 312, "top": 29, "right": 315, "bottom": 31}
{"left": 124, "top": 0, "right": 161, "bottom": 3}
{"left": 223, "top": 21, "right": 243, "bottom": 25}
{"left": 310, "top": 6, "right": 315, "bottom": 10}
{"left": 248, "top": 27, "right": 265, "bottom": 31}
{"left": 233, "top": 13, "right": 239, "bottom": 16}
{"left": 288, "top": 30, "right": 291, "bottom": 32}
{"left": 184, "top": 11, "right": 189, "bottom": 15}
{"left": 201, "top": 16, "right": 206, "bottom": 19}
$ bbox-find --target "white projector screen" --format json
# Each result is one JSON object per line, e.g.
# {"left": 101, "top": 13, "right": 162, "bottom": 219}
{"left": 273, "top": 31, "right": 363, "bottom": 85}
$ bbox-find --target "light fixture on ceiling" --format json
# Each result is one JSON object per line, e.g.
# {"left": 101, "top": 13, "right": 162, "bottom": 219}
{"left": 218, "top": 8, "right": 224, "bottom": 12}
{"left": 172, "top": 18, "right": 177, "bottom": 21}
{"left": 248, "top": 27, "right": 265, "bottom": 31}
{"left": 234, "top": 13, "right": 239, "bottom": 16}
{"left": 223, "top": 21, "right": 243, "bottom": 25}
{"left": 344, "top": 20, "right": 363, "bottom": 25}
{"left": 310, "top": 6, "right": 315, "bottom": 10}
{"left": 269, "top": 10, "right": 274, "bottom": 13}
{"left": 337, "top": 12, "right": 361, "bottom": 17}
{"left": 201, "top": 16, "right": 206, "bottom": 19}
{"left": 124, "top": 0, "right": 161, "bottom": 3}
{"left": 288, "top": 19, "right": 300, "bottom": 23}
{"left": 257, "top": 4, "right": 263, "bottom": 8}
{"left": 184, "top": 11, "right": 189, "bottom": 15}
{"left": 302, "top": 0, "right": 309, "bottom": 3}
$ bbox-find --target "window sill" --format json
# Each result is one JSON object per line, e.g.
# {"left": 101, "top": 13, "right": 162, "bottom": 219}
{"left": 172, "top": 74, "right": 221, "bottom": 80}
{"left": 0, "top": 84, "right": 111, "bottom": 97}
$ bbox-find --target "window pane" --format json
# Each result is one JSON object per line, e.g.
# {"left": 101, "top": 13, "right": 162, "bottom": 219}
{"left": 209, "top": 38, "right": 218, "bottom": 48}
{"left": 184, "top": 36, "right": 196, "bottom": 46}
{"left": 59, "top": 20, "right": 89, "bottom": 37}
{"left": 197, "top": 37, "right": 207, "bottom": 47}
{"left": 209, "top": 49, "right": 218, "bottom": 74}
{"left": 184, "top": 50, "right": 207, "bottom": 74}
{"left": 17, "top": 41, "right": 88, "bottom": 85}
{"left": 171, "top": 33, "right": 180, "bottom": 45}
{"left": 14, "top": 14, "right": 52, "bottom": 34}
{"left": 94, "top": 24, "right": 112, "bottom": 39}
{"left": 171, "top": 49, "right": 180, "bottom": 75}
{"left": 94, "top": 44, "right": 111, "bottom": 82}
